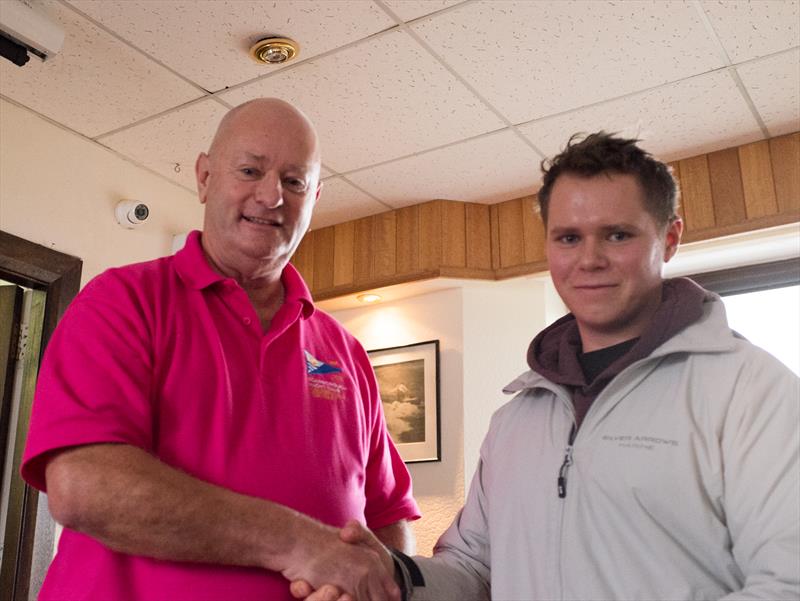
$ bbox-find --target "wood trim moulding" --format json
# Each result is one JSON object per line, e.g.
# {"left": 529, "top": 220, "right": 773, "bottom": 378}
{"left": 293, "top": 132, "right": 800, "bottom": 300}
{"left": 312, "top": 270, "right": 442, "bottom": 302}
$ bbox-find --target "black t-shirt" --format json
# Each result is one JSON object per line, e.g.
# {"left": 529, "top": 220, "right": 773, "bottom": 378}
{"left": 578, "top": 338, "right": 639, "bottom": 384}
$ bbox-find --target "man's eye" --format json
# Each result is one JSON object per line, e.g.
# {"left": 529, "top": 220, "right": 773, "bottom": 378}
{"left": 285, "top": 179, "right": 307, "bottom": 191}
{"left": 559, "top": 234, "right": 579, "bottom": 244}
{"left": 609, "top": 232, "right": 630, "bottom": 242}
{"left": 240, "top": 167, "right": 258, "bottom": 177}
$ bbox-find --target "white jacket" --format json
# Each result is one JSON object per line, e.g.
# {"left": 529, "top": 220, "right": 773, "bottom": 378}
{"left": 408, "top": 298, "right": 800, "bottom": 600}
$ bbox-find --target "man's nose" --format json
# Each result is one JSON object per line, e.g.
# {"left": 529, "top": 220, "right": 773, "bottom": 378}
{"left": 579, "top": 239, "right": 607, "bottom": 270}
{"left": 254, "top": 172, "right": 284, "bottom": 208}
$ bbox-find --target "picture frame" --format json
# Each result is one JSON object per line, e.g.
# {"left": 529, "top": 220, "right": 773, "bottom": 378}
{"left": 368, "top": 340, "right": 440, "bottom": 464}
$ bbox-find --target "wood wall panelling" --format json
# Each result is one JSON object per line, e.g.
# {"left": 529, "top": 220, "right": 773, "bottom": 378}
{"left": 419, "top": 201, "right": 443, "bottom": 271}
{"left": 291, "top": 234, "right": 314, "bottom": 291}
{"left": 301, "top": 133, "right": 799, "bottom": 298}
{"left": 769, "top": 133, "right": 800, "bottom": 215}
{"left": 371, "top": 212, "right": 397, "bottom": 279}
{"left": 441, "top": 201, "right": 466, "bottom": 268}
{"left": 707, "top": 148, "right": 747, "bottom": 227}
{"left": 353, "top": 217, "right": 373, "bottom": 284}
{"left": 395, "top": 205, "right": 420, "bottom": 275}
{"left": 312, "top": 226, "right": 335, "bottom": 291}
{"left": 465, "top": 203, "right": 492, "bottom": 270}
{"left": 668, "top": 161, "right": 686, "bottom": 224}
{"left": 333, "top": 221, "right": 355, "bottom": 288}
{"left": 489, "top": 204, "right": 501, "bottom": 271}
{"left": 497, "top": 198, "right": 525, "bottom": 268}
{"left": 739, "top": 140, "right": 778, "bottom": 220}
{"left": 678, "top": 155, "right": 715, "bottom": 231}
{"left": 521, "top": 195, "right": 546, "bottom": 263}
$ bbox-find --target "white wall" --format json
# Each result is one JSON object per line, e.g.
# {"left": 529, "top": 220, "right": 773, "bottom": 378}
{"left": 330, "top": 280, "right": 564, "bottom": 554}
{"left": 331, "top": 288, "right": 465, "bottom": 555}
{"left": 461, "top": 277, "right": 564, "bottom": 481}
{"left": 0, "top": 99, "right": 203, "bottom": 285}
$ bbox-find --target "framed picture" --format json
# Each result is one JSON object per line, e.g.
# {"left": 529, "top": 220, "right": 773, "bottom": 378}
{"left": 368, "top": 340, "right": 440, "bottom": 464}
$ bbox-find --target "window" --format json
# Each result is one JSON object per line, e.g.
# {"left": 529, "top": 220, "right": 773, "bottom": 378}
{"left": 690, "top": 258, "right": 800, "bottom": 376}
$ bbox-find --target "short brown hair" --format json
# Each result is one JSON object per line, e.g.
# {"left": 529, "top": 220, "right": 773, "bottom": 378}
{"left": 537, "top": 132, "right": 679, "bottom": 227}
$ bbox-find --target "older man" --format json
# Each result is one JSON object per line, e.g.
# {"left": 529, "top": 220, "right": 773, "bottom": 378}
{"left": 297, "top": 132, "right": 800, "bottom": 600}
{"left": 21, "top": 98, "right": 418, "bottom": 601}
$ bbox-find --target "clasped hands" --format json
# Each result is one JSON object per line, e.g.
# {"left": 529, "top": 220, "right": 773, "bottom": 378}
{"left": 286, "top": 520, "right": 401, "bottom": 601}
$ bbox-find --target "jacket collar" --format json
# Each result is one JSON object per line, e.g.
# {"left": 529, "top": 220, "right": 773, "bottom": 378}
{"left": 505, "top": 291, "right": 737, "bottom": 395}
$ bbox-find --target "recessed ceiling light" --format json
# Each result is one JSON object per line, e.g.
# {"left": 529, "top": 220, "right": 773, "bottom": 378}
{"left": 249, "top": 37, "right": 299, "bottom": 64}
{"left": 357, "top": 293, "right": 382, "bottom": 304}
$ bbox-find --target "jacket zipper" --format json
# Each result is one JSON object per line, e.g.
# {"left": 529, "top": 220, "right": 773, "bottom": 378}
{"left": 557, "top": 423, "right": 576, "bottom": 498}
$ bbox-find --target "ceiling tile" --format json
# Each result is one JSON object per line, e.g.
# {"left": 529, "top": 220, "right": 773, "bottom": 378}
{"left": 412, "top": 0, "right": 725, "bottom": 125}
{"left": 311, "top": 177, "right": 388, "bottom": 229}
{"left": 737, "top": 50, "right": 800, "bottom": 137}
{"left": 98, "top": 99, "right": 229, "bottom": 191}
{"left": 0, "top": 0, "right": 201, "bottom": 137}
{"left": 348, "top": 129, "right": 541, "bottom": 207}
{"left": 67, "top": 0, "right": 395, "bottom": 92}
{"left": 221, "top": 29, "right": 505, "bottom": 173}
{"left": 701, "top": 0, "right": 800, "bottom": 63}
{"left": 518, "top": 70, "right": 764, "bottom": 164}
{"left": 382, "top": 0, "right": 466, "bottom": 22}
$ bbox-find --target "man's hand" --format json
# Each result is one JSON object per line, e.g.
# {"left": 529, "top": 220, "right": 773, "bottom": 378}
{"left": 289, "top": 520, "right": 399, "bottom": 601}
{"left": 283, "top": 519, "right": 398, "bottom": 601}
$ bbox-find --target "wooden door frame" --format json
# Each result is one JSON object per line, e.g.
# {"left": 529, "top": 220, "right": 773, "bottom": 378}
{"left": 0, "top": 230, "right": 82, "bottom": 601}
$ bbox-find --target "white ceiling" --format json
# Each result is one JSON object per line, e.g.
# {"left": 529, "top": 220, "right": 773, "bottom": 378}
{"left": 1, "top": 0, "right": 798, "bottom": 231}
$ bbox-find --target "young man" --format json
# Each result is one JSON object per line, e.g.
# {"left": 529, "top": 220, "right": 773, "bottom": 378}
{"left": 22, "top": 98, "right": 417, "bottom": 601}
{"left": 297, "top": 132, "right": 800, "bottom": 600}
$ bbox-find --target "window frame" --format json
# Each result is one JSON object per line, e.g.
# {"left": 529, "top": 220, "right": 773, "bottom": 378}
{"left": 688, "top": 257, "right": 800, "bottom": 297}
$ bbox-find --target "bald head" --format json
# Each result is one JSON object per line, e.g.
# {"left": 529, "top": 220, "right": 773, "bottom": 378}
{"left": 195, "top": 97, "right": 323, "bottom": 279}
{"left": 207, "top": 98, "right": 321, "bottom": 166}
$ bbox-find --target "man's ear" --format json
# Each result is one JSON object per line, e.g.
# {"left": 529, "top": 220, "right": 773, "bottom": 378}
{"left": 313, "top": 180, "right": 323, "bottom": 206}
{"left": 195, "top": 153, "right": 210, "bottom": 204}
{"left": 663, "top": 217, "right": 684, "bottom": 262}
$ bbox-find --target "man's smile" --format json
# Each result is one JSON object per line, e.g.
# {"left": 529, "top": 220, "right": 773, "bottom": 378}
{"left": 242, "top": 215, "right": 281, "bottom": 226}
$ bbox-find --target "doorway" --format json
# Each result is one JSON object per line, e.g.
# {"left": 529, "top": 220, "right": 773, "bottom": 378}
{"left": 0, "top": 231, "right": 81, "bottom": 601}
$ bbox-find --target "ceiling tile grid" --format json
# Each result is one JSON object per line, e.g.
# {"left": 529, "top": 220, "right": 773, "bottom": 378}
{"left": 737, "top": 49, "right": 800, "bottom": 137}
{"left": 312, "top": 176, "right": 389, "bottom": 229}
{"left": 410, "top": 0, "right": 726, "bottom": 125}
{"left": 66, "top": 0, "right": 395, "bottom": 92}
{"left": 517, "top": 69, "right": 764, "bottom": 163}
{"left": 220, "top": 28, "right": 506, "bottom": 173}
{"left": 701, "top": 0, "right": 800, "bottom": 63}
{"left": 97, "top": 99, "right": 230, "bottom": 191}
{"left": 0, "top": 0, "right": 796, "bottom": 230}
{"left": 381, "top": 0, "right": 468, "bottom": 22}
{"left": 348, "top": 128, "right": 541, "bottom": 208}
{"left": 0, "top": 0, "right": 201, "bottom": 137}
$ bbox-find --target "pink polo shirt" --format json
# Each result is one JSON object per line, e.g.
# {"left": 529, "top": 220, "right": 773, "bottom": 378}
{"left": 22, "top": 230, "right": 419, "bottom": 601}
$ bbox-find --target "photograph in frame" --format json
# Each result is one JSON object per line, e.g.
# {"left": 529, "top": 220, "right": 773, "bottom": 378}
{"left": 368, "top": 340, "right": 440, "bottom": 463}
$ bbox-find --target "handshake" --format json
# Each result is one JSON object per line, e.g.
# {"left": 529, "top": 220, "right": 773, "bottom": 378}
{"left": 284, "top": 519, "right": 405, "bottom": 601}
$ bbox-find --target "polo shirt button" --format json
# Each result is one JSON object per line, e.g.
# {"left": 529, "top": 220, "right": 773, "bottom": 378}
{"left": 243, "top": 317, "right": 251, "bottom": 325}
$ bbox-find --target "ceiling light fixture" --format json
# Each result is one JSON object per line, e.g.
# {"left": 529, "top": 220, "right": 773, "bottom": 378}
{"left": 357, "top": 293, "right": 382, "bottom": 304}
{"left": 249, "top": 37, "right": 299, "bottom": 64}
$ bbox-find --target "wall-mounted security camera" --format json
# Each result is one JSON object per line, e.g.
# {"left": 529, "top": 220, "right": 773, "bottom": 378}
{"left": 115, "top": 200, "right": 150, "bottom": 229}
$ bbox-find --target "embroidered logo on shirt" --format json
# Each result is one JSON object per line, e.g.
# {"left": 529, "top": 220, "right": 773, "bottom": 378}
{"left": 304, "top": 350, "right": 342, "bottom": 374}
{"left": 305, "top": 350, "right": 347, "bottom": 401}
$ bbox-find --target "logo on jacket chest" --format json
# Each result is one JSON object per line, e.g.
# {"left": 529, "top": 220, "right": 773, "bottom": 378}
{"left": 305, "top": 350, "right": 347, "bottom": 401}
{"left": 602, "top": 433, "right": 680, "bottom": 451}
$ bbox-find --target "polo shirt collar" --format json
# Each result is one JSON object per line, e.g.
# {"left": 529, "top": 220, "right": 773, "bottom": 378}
{"left": 175, "top": 230, "right": 316, "bottom": 319}
{"left": 174, "top": 230, "right": 226, "bottom": 290}
{"left": 282, "top": 261, "right": 316, "bottom": 319}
